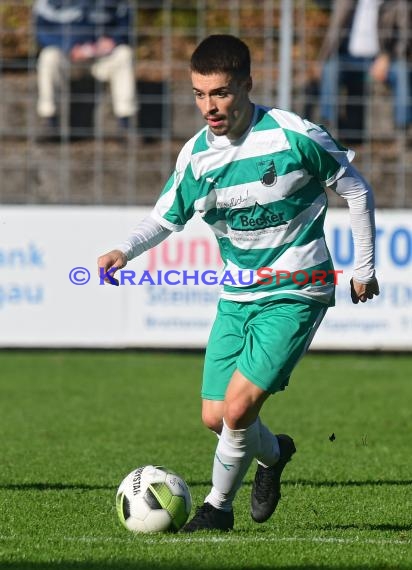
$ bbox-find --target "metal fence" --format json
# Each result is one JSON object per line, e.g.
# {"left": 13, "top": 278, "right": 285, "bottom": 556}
{"left": 0, "top": 0, "right": 411, "bottom": 207}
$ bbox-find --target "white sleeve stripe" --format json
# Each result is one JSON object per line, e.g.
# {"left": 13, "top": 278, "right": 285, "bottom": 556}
{"left": 150, "top": 209, "right": 185, "bottom": 233}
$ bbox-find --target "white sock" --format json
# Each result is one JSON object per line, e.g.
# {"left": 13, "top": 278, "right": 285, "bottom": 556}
{"left": 205, "top": 419, "right": 260, "bottom": 511}
{"left": 211, "top": 419, "right": 279, "bottom": 467}
{"left": 255, "top": 417, "right": 280, "bottom": 468}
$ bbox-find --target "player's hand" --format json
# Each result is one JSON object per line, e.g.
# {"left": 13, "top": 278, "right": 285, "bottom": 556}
{"left": 350, "top": 277, "right": 380, "bottom": 304}
{"left": 97, "top": 249, "right": 127, "bottom": 286}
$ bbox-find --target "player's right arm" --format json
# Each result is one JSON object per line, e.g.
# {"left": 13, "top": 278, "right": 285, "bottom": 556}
{"left": 97, "top": 249, "right": 128, "bottom": 285}
{"left": 98, "top": 140, "right": 198, "bottom": 284}
{"left": 97, "top": 215, "right": 171, "bottom": 285}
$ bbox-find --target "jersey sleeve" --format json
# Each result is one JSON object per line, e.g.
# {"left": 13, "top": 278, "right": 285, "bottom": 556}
{"left": 286, "top": 121, "right": 355, "bottom": 187}
{"left": 151, "top": 148, "right": 197, "bottom": 232}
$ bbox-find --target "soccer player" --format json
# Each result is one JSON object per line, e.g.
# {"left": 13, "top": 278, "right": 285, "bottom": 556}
{"left": 98, "top": 35, "right": 379, "bottom": 532}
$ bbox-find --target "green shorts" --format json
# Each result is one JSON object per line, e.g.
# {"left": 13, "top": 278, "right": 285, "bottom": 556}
{"left": 202, "top": 298, "right": 327, "bottom": 400}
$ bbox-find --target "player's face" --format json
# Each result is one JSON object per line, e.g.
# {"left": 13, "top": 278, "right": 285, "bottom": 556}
{"left": 191, "top": 71, "right": 253, "bottom": 140}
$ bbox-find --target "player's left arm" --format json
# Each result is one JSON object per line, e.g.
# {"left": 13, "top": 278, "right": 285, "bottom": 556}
{"left": 330, "top": 165, "right": 379, "bottom": 304}
{"left": 350, "top": 276, "right": 380, "bottom": 304}
{"left": 287, "top": 122, "right": 379, "bottom": 303}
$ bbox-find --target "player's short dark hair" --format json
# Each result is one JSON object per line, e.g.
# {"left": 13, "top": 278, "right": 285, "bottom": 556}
{"left": 190, "top": 34, "right": 251, "bottom": 80}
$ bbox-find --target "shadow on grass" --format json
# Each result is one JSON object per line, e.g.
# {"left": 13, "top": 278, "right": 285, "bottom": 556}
{"left": 0, "top": 483, "right": 113, "bottom": 491}
{"left": 1, "top": 560, "right": 406, "bottom": 570}
{"left": 1, "top": 479, "right": 412, "bottom": 492}
{"left": 322, "top": 522, "right": 412, "bottom": 532}
{"left": 285, "top": 478, "right": 412, "bottom": 488}
{"left": 188, "top": 479, "right": 412, "bottom": 488}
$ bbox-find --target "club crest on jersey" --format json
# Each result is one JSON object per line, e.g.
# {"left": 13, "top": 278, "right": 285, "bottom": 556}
{"left": 256, "top": 158, "right": 277, "bottom": 186}
{"left": 228, "top": 201, "right": 286, "bottom": 231}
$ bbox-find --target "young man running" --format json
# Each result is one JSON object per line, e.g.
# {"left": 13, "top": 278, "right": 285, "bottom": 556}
{"left": 98, "top": 35, "right": 379, "bottom": 532}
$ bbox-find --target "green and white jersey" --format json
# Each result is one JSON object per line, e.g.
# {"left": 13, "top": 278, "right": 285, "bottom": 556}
{"left": 151, "top": 106, "right": 354, "bottom": 306}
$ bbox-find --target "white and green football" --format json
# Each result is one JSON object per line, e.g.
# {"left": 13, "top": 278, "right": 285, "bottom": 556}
{"left": 116, "top": 465, "right": 192, "bottom": 533}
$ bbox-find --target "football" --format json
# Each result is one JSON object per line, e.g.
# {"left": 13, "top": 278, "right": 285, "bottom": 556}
{"left": 116, "top": 465, "right": 192, "bottom": 533}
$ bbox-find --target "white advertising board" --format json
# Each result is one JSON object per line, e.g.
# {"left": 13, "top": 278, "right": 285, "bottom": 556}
{"left": 318, "top": 209, "right": 412, "bottom": 349}
{"left": 0, "top": 206, "right": 411, "bottom": 350}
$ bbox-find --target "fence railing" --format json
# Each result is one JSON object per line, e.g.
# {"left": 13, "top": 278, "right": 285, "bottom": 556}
{"left": 0, "top": 1, "right": 410, "bottom": 207}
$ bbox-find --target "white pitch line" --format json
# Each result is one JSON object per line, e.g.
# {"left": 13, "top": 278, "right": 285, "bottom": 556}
{"left": 0, "top": 534, "right": 410, "bottom": 546}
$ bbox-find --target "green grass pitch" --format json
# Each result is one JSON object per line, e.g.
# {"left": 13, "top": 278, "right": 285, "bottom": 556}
{"left": 0, "top": 350, "right": 411, "bottom": 570}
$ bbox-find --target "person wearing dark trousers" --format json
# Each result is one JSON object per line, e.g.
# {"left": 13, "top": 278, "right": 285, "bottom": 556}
{"left": 370, "top": 0, "right": 412, "bottom": 135}
{"left": 316, "top": 0, "right": 380, "bottom": 143}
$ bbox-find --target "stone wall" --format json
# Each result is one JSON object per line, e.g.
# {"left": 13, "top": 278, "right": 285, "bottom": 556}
{"left": 0, "top": 71, "right": 411, "bottom": 207}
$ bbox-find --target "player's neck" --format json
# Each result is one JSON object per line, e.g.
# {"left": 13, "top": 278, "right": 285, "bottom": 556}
{"left": 227, "top": 102, "right": 254, "bottom": 141}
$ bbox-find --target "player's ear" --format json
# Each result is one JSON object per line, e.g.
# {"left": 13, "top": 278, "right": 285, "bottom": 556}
{"left": 245, "top": 76, "right": 253, "bottom": 92}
